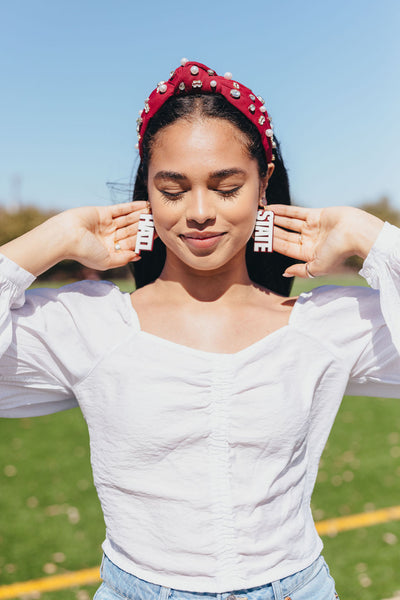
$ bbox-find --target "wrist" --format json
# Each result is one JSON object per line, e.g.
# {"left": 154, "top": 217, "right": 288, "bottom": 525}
{"left": 0, "top": 211, "right": 80, "bottom": 276}
{"left": 51, "top": 210, "right": 82, "bottom": 262}
{"left": 343, "top": 208, "right": 384, "bottom": 260}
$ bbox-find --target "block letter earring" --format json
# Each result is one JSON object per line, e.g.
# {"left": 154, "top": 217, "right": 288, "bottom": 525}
{"left": 135, "top": 213, "right": 155, "bottom": 254}
{"left": 253, "top": 209, "right": 274, "bottom": 252}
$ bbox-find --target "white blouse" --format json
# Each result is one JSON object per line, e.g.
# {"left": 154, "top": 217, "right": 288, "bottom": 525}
{"left": 1, "top": 222, "right": 400, "bottom": 593}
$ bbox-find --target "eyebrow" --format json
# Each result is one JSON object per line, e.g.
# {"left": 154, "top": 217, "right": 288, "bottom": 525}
{"left": 154, "top": 168, "right": 247, "bottom": 181}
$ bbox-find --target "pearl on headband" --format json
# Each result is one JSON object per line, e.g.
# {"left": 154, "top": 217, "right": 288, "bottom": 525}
{"left": 136, "top": 60, "right": 276, "bottom": 162}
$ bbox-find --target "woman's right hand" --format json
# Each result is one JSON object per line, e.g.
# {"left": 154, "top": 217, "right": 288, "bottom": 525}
{"left": 0, "top": 201, "right": 148, "bottom": 276}
{"left": 64, "top": 202, "right": 148, "bottom": 270}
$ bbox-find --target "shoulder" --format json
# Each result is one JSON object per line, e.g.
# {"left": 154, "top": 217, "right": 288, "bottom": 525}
{"left": 291, "top": 284, "right": 383, "bottom": 348}
{"left": 23, "top": 279, "right": 137, "bottom": 334}
{"left": 18, "top": 280, "right": 138, "bottom": 384}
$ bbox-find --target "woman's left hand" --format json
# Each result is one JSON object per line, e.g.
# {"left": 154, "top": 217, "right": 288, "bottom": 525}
{"left": 269, "top": 205, "right": 385, "bottom": 278}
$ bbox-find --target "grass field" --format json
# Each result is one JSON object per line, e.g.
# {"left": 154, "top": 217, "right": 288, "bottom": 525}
{"left": 1, "top": 274, "right": 399, "bottom": 600}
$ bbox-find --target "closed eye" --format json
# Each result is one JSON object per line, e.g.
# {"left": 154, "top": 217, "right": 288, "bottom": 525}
{"left": 160, "top": 190, "right": 185, "bottom": 203}
{"left": 216, "top": 186, "right": 241, "bottom": 199}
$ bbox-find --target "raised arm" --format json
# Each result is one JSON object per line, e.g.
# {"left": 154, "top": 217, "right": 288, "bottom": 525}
{"left": 270, "top": 205, "right": 384, "bottom": 278}
{"left": 0, "top": 202, "right": 147, "bottom": 276}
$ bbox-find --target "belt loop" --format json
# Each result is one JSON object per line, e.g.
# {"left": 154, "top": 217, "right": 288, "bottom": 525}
{"left": 99, "top": 554, "right": 105, "bottom": 578}
{"left": 158, "top": 586, "right": 171, "bottom": 600}
{"left": 271, "top": 580, "right": 284, "bottom": 600}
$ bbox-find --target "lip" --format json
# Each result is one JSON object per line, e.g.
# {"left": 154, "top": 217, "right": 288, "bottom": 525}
{"left": 180, "top": 231, "right": 226, "bottom": 250}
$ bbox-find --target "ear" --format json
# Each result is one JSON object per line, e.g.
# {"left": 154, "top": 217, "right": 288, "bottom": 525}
{"left": 266, "top": 162, "right": 275, "bottom": 182}
{"left": 259, "top": 163, "right": 275, "bottom": 207}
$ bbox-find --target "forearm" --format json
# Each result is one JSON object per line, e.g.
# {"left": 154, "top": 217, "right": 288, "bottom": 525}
{"left": 0, "top": 212, "right": 76, "bottom": 277}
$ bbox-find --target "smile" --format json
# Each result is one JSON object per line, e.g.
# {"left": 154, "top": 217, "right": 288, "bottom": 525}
{"left": 180, "top": 232, "right": 226, "bottom": 250}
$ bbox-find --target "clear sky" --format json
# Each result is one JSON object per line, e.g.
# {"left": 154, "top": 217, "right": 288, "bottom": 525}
{"left": 1, "top": 0, "right": 399, "bottom": 212}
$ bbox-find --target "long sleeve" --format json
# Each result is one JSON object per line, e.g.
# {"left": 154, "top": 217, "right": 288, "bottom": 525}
{"left": 0, "top": 254, "right": 133, "bottom": 417}
{"left": 345, "top": 222, "right": 400, "bottom": 396}
{"left": 0, "top": 254, "right": 77, "bottom": 416}
{"left": 292, "top": 222, "right": 400, "bottom": 399}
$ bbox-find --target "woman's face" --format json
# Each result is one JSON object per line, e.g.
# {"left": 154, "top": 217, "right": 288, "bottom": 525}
{"left": 147, "top": 117, "right": 272, "bottom": 273}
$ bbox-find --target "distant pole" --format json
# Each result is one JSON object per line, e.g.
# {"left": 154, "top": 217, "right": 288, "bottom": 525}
{"left": 9, "top": 174, "right": 23, "bottom": 211}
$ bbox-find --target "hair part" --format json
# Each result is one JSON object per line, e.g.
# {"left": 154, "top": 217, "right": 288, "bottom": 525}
{"left": 131, "top": 93, "right": 297, "bottom": 296}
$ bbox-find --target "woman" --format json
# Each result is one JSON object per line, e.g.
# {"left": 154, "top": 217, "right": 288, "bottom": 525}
{"left": 1, "top": 60, "right": 399, "bottom": 600}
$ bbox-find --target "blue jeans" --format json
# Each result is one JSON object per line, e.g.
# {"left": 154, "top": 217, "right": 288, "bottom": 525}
{"left": 94, "top": 554, "right": 340, "bottom": 600}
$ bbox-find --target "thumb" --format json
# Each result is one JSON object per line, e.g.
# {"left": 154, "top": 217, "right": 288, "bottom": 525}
{"left": 283, "top": 262, "right": 313, "bottom": 279}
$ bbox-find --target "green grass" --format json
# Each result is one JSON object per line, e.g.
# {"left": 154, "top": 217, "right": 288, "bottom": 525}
{"left": 1, "top": 275, "right": 400, "bottom": 599}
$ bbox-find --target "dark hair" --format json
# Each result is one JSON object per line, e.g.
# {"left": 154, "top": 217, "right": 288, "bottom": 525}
{"left": 130, "top": 93, "right": 296, "bottom": 296}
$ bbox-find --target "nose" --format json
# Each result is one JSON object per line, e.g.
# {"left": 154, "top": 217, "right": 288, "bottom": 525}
{"left": 185, "top": 188, "right": 217, "bottom": 227}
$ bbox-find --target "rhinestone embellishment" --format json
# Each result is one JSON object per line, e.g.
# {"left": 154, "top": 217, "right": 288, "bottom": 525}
{"left": 207, "top": 69, "right": 215, "bottom": 75}
{"left": 249, "top": 94, "right": 255, "bottom": 100}
{"left": 257, "top": 95, "right": 265, "bottom": 104}
{"left": 232, "top": 82, "right": 240, "bottom": 89}
{"left": 190, "top": 65, "right": 199, "bottom": 75}
{"left": 258, "top": 115, "right": 266, "bottom": 125}
{"left": 230, "top": 89, "right": 240, "bottom": 99}
{"left": 192, "top": 80, "right": 202, "bottom": 88}
{"left": 179, "top": 82, "right": 185, "bottom": 91}
{"left": 248, "top": 104, "right": 256, "bottom": 113}
{"left": 210, "top": 79, "right": 217, "bottom": 88}
{"left": 260, "top": 106, "right": 266, "bottom": 113}
{"left": 157, "top": 82, "right": 167, "bottom": 93}
{"left": 266, "top": 129, "right": 274, "bottom": 138}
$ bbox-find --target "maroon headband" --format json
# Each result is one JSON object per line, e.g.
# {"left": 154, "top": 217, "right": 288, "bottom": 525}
{"left": 136, "top": 59, "right": 276, "bottom": 163}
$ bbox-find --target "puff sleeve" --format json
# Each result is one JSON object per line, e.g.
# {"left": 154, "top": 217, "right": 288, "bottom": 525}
{"left": 0, "top": 254, "right": 132, "bottom": 417}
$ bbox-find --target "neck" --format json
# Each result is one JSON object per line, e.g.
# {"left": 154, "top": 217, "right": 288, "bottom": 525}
{"left": 157, "top": 249, "right": 253, "bottom": 303}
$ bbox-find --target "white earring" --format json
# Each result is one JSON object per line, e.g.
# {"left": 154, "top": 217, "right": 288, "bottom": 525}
{"left": 253, "top": 209, "right": 274, "bottom": 253}
{"left": 135, "top": 214, "right": 155, "bottom": 254}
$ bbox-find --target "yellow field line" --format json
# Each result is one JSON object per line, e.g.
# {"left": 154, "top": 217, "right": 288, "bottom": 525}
{"left": 1, "top": 505, "right": 400, "bottom": 599}
{"left": 315, "top": 504, "right": 400, "bottom": 536}
{"left": 0, "top": 568, "right": 100, "bottom": 599}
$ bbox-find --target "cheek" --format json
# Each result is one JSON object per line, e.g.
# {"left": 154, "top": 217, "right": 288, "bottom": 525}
{"left": 150, "top": 204, "right": 182, "bottom": 237}
{"left": 227, "top": 188, "right": 260, "bottom": 229}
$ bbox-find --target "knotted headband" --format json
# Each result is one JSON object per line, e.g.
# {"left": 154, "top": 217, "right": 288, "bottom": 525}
{"left": 136, "top": 59, "right": 276, "bottom": 163}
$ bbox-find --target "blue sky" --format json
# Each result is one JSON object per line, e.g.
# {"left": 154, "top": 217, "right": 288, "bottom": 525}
{"left": 1, "top": 0, "right": 399, "bottom": 211}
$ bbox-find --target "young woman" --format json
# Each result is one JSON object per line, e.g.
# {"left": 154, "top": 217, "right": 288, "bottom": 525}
{"left": 1, "top": 60, "right": 400, "bottom": 600}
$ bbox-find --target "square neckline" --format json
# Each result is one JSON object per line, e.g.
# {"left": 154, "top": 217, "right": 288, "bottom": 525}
{"left": 124, "top": 292, "right": 304, "bottom": 359}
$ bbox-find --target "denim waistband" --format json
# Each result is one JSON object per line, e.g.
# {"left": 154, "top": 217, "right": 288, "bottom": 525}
{"left": 98, "top": 554, "right": 332, "bottom": 600}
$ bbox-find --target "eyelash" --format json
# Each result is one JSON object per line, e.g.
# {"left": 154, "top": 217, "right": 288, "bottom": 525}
{"left": 160, "top": 187, "right": 241, "bottom": 203}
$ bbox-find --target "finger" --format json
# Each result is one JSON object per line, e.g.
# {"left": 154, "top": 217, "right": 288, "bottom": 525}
{"left": 282, "top": 263, "right": 309, "bottom": 278}
{"left": 111, "top": 201, "right": 147, "bottom": 218}
{"left": 109, "top": 250, "right": 142, "bottom": 267}
{"left": 273, "top": 237, "right": 307, "bottom": 261}
{"left": 269, "top": 204, "right": 310, "bottom": 220}
{"left": 114, "top": 223, "right": 139, "bottom": 242}
{"left": 113, "top": 210, "right": 143, "bottom": 230}
{"left": 273, "top": 215, "right": 306, "bottom": 233}
{"left": 113, "top": 237, "right": 139, "bottom": 255}
{"left": 274, "top": 226, "right": 303, "bottom": 246}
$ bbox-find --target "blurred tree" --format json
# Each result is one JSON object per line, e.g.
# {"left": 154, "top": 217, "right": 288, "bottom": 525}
{"left": 345, "top": 196, "right": 400, "bottom": 270}
{"left": 358, "top": 196, "right": 400, "bottom": 227}
{"left": 0, "top": 205, "right": 56, "bottom": 246}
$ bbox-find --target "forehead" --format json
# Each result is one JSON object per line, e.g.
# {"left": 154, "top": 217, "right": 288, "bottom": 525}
{"left": 148, "top": 117, "right": 256, "bottom": 176}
